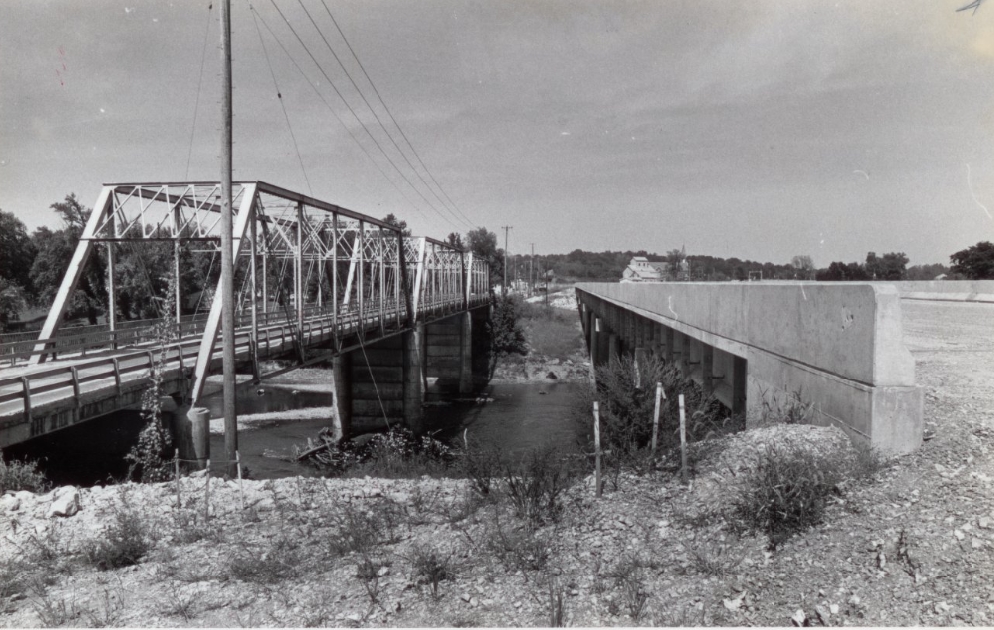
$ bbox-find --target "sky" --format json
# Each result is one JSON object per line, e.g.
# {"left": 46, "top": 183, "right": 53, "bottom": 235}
{"left": 1, "top": 0, "right": 993, "bottom": 267}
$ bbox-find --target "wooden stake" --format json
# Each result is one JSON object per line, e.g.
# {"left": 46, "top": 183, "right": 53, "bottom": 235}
{"left": 678, "top": 394, "right": 688, "bottom": 483}
{"left": 174, "top": 449, "right": 181, "bottom": 509}
{"left": 593, "top": 401, "right": 602, "bottom": 498}
{"left": 651, "top": 382, "right": 663, "bottom": 455}
{"left": 204, "top": 459, "right": 211, "bottom": 522}
{"left": 236, "top": 450, "right": 245, "bottom": 511}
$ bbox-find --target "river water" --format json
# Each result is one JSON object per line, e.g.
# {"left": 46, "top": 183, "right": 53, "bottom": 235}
{"left": 204, "top": 379, "right": 584, "bottom": 479}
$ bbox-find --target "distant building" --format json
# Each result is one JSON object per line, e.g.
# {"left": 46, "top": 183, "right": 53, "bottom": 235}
{"left": 621, "top": 256, "right": 689, "bottom": 282}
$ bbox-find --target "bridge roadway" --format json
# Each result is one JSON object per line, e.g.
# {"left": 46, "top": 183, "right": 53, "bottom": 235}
{"left": 0, "top": 294, "right": 487, "bottom": 448}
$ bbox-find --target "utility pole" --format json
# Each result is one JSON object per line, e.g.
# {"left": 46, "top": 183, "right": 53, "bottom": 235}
{"left": 219, "top": 0, "right": 238, "bottom": 477}
{"left": 501, "top": 226, "right": 512, "bottom": 297}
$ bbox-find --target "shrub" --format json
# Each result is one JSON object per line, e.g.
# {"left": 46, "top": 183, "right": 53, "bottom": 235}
{"left": 459, "top": 442, "right": 504, "bottom": 499}
{"left": 228, "top": 536, "right": 300, "bottom": 583}
{"left": 326, "top": 500, "right": 403, "bottom": 558}
{"left": 0, "top": 457, "right": 48, "bottom": 494}
{"left": 487, "top": 295, "right": 528, "bottom": 377}
{"left": 502, "top": 446, "right": 579, "bottom": 525}
{"left": 732, "top": 443, "right": 845, "bottom": 548}
{"left": 303, "top": 427, "right": 453, "bottom": 477}
{"left": 485, "top": 519, "right": 550, "bottom": 573}
{"left": 681, "top": 538, "right": 746, "bottom": 577}
{"left": 848, "top": 440, "right": 887, "bottom": 482}
{"left": 0, "top": 558, "right": 25, "bottom": 614}
{"left": 84, "top": 505, "right": 154, "bottom": 570}
{"left": 410, "top": 545, "right": 455, "bottom": 601}
{"left": 608, "top": 555, "right": 650, "bottom": 621}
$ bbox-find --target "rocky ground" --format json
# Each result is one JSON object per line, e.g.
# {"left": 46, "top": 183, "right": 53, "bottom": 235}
{"left": 0, "top": 299, "right": 991, "bottom": 628}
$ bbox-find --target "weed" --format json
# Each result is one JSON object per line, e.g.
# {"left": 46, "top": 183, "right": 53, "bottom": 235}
{"left": 172, "top": 510, "right": 222, "bottom": 545}
{"left": 160, "top": 583, "right": 196, "bottom": 622}
{"left": 228, "top": 536, "right": 301, "bottom": 583}
{"left": 0, "top": 457, "right": 48, "bottom": 494}
{"left": 732, "top": 443, "right": 845, "bottom": 548}
{"left": 410, "top": 545, "right": 454, "bottom": 601}
{"left": 460, "top": 443, "right": 504, "bottom": 499}
{"left": 503, "top": 446, "right": 578, "bottom": 526}
{"left": 21, "top": 522, "right": 75, "bottom": 578}
{"left": 81, "top": 586, "right": 126, "bottom": 627}
{"left": 681, "top": 538, "right": 746, "bottom": 577}
{"left": 31, "top": 590, "right": 83, "bottom": 627}
{"left": 355, "top": 557, "right": 384, "bottom": 604}
{"left": 848, "top": 440, "right": 887, "bottom": 482}
{"left": 0, "top": 558, "right": 25, "bottom": 614}
{"left": 608, "top": 556, "right": 650, "bottom": 621}
{"left": 484, "top": 516, "right": 550, "bottom": 574}
{"left": 327, "top": 500, "right": 403, "bottom": 558}
{"left": 84, "top": 504, "right": 154, "bottom": 571}
{"left": 547, "top": 576, "right": 566, "bottom": 627}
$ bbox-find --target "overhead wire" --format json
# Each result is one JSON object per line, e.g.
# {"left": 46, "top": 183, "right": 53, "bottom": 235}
{"left": 318, "top": 0, "right": 476, "bottom": 228}
{"left": 184, "top": 2, "right": 214, "bottom": 180}
{"left": 250, "top": 6, "right": 428, "bottom": 221}
{"left": 264, "top": 0, "right": 462, "bottom": 232}
{"left": 298, "top": 0, "right": 471, "bottom": 230}
{"left": 250, "top": 6, "right": 314, "bottom": 196}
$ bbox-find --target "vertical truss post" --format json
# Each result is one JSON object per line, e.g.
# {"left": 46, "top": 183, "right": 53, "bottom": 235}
{"left": 411, "top": 238, "right": 426, "bottom": 320}
{"left": 378, "top": 227, "right": 386, "bottom": 335}
{"left": 317, "top": 227, "right": 324, "bottom": 309}
{"left": 332, "top": 213, "right": 339, "bottom": 346}
{"left": 250, "top": 208, "right": 259, "bottom": 378}
{"left": 32, "top": 186, "right": 113, "bottom": 364}
{"left": 295, "top": 202, "right": 304, "bottom": 339}
{"left": 171, "top": 189, "right": 182, "bottom": 325}
{"left": 394, "top": 232, "right": 402, "bottom": 328}
{"left": 262, "top": 233, "right": 269, "bottom": 315}
{"left": 358, "top": 220, "right": 365, "bottom": 340}
{"left": 463, "top": 252, "right": 472, "bottom": 310}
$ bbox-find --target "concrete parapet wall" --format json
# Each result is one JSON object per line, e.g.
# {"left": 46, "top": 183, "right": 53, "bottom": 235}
{"left": 576, "top": 282, "right": 923, "bottom": 454}
{"left": 888, "top": 280, "right": 994, "bottom": 304}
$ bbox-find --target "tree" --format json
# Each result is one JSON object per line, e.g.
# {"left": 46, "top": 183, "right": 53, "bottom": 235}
{"left": 790, "top": 255, "right": 815, "bottom": 279}
{"left": 0, "top": 277, "right": 28, "bottom": 332}
{"left": 815, "top": 261, "right": 849, "bottom": 281}
{"left": 29, "top": 194, "right": 107, "bottom": 324}
{"left": 445, "top": 232, "right": 464, "bottom": 249}
{"left": 865, "top": 251, "right": 908, "bottom": 280}
{"left": 950, "top": 241, "right": 994, "bottom": 279}
{"left": 381, "top": 213, "right": 412, "bottom": 237}
{"left": 0, "top": 209, "right": 36, "bottom": 294}
{"left": 466, "top": 227, "right": 504, "bottom": 289}
{"left": 664, "top": 248, "right": 685, "bottom": 280}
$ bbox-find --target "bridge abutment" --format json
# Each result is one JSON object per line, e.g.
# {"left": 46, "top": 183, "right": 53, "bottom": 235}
{"left": 577, "top": 283, "right": 923, "bottom": 455}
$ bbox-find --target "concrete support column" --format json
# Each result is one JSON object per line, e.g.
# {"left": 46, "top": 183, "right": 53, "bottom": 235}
{"left": 608, "top": 333, "right": 619, "bottom": 365}
{"left": 459, "top": 311, "right": 473, "bottom": 395}
{"left": 665, "top": 326, "right": 675, "bottom": 365}
{"left": 403, "top": 328, "right": 426, "bottom": 434}
{"left": 702, "top": 345, "right": 715, "bottom": 396}
{"left": 591, "top": 317, "right": 602, "bottom": 369}
{"left": 332, "top": 353, "right": 352, "bottom": 441}
{"left": 732, "top": 355, "right": 747, "bottom": 417}
{"left": 168, "top": 400, "right": 209, "bottom": 470}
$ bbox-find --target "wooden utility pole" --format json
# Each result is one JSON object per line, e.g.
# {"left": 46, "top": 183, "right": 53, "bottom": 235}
{"left": 501, "top": 226, "right": 511, "bottom": 296}
{"left": 219, "top": 0, "right": 238, "bottom": 477}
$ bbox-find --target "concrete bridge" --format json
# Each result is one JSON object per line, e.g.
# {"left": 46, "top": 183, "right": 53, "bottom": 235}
{"left": 577, "top": 281, "right": 938, "bottom": 454}
{"left": 0, "top": 182, "right": 491, "bottom": 452}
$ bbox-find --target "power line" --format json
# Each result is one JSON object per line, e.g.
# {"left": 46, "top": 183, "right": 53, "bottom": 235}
{"left": 318, "top": 0, "right": 476, "bottom": 228}
{"left": 250, "top": 6, "right": 427, "bottom": 219}
{"left": 184, "top": 2, "right": 214, "bottom": 180}
{"left": 265, "top": 0, "right": 461, "bottom": 231}
{"left": 250, "top": 6, "right": 313, "bottom": 195}
{"left": 289, "top": 0, "right": 469, "bottom": 230}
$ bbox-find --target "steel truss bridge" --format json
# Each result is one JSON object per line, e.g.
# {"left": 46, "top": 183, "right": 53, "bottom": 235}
{"left": 0, "top": 182, "right": 490, "bottom": 447}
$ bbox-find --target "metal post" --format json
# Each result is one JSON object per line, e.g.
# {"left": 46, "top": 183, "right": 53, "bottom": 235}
{"left": 378, "top": 227, "right": 385, "bottom": 333}
{"left": 219, "top": 0, "right": 237, "bottom": 477}
{"left": 295, "top": 202, "right": 304, "bottom": 338}
{"left": 250, "top": 211, "right": 259, "bottom": 376}
{"left": 593, "top": 401, "right": 602, "bottom": 498}
{"left": 332, "top": 214, "right": 339, "bottom": 339}
{"left": 357, "top": 221, "right": 365, "bottom": 336}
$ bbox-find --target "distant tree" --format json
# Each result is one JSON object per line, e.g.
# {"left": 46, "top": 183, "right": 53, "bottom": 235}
{"left": 816, "top": 261, "right": 848, "bottom": 281}
{"left": 466, "top": 227, "right": 504, "bottom": 289}
{"left": 865, "top": 251, "right": 908, "bottom": 280}
{"left": 381, "top": 213, "right": 412, "bottom": 237}
{"left": 950, "top": 241, "right": 994, "bottom": 279}
{"left": 0, "top": 277, "right": 28, "bottom": 332}
{"left": 790, "top": 255, "right": 815, "bottom": 279}
{"left": 446, "top": 232, "right": 465, "bottom": 249}
{"left": 0, "top": 209, "right": 36, "bottom": 295}
{"left": 30, "top": 195, "right": 107, "bottom": 324}
{"left": 906, "top": 263, "right": 951, "bottom": 281}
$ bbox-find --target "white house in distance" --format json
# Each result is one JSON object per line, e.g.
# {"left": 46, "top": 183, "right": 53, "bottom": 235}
{"left": 621, "top": 256, "right": 690, "bottom": 282}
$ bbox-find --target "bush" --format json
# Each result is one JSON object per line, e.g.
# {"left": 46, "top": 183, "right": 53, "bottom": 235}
{"left": 410, "top": 545, "right": 455, "bottom": 601}
{"left": 0, "top": 457, "right": 49, "bottom": 494}
{"left": 732, "top": 443, "right": 845, "bottom": 548}
{"left": 502, "top": 447, "right": 579, "bottom": 525}
{"left": 84, "top": 505, "right": 154, "bottom": 570}
{"left": 302, "top": 426, "right": 453, "bottom": 478}
{"left": 459, "top": 442, "right": 504, "bottom": 499}
{"left": 488, "top": 295, "right": 528, "bottom": 376}
{"left": 228, "top": 536, "right": 300, "bottom": 583}
{"left": 327, "top": 500, "right": 403, "bottom": 558}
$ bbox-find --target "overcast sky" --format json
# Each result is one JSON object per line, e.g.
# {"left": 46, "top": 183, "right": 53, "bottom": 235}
{"left": 2, "top": 0, "right": 993, "bottom": 266}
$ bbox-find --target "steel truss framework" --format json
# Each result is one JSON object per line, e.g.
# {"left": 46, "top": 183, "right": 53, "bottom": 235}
{"left": 30, "top": 181, "right": 489, "bottom": 404}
